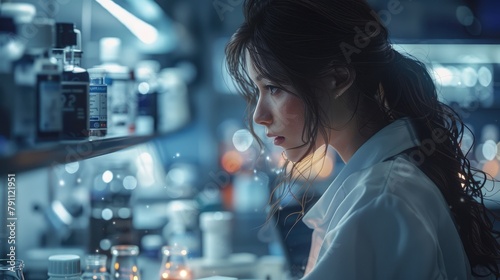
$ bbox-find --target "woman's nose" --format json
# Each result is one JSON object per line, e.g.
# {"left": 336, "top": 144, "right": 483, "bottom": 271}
{"left": 253, "top": 97, "right": 272, "bottom": 126}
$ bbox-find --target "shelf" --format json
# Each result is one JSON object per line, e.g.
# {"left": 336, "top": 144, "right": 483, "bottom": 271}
{"left": 0, "top": 135, "right": 156, "bottom": 174}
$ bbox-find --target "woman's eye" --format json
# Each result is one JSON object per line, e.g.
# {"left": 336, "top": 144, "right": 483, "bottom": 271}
{"left": 266, "top": 85, "right": 279, "bottom": 95}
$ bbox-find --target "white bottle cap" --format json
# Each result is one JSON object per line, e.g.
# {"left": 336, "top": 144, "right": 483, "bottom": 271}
{"left": 48, "top": 254, "right": 81, "bottom": 277}
{"left": 0, "top": 3, "right": 36, "bottom": 24}
{"left": 87, "top": 67, "right": 107, "bottom": 78}
{"left": 200, "top": 211, "right": 233, "bottom": 233}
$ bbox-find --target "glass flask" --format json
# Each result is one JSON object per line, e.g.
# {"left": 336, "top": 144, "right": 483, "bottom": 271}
{"left": 81, "top": 254, "right": 111, "bottom": 280}
{"left": 0, "top": 259, "right": 25, "bottom": 280}
{"left": 110, "top": 245, "right": 141, "bottom": 280}
{"left": 159, "top": 245, "right": 192, "bottom": 280}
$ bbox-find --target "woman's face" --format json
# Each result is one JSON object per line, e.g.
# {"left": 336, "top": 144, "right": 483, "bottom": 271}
{"left": 246, "top": 54, "right": 312, "bottom": 162}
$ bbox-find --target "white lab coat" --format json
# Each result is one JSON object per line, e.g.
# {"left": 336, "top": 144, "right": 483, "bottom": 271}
{"left": 301, "top": 118, "right": 473, "bottom": 280}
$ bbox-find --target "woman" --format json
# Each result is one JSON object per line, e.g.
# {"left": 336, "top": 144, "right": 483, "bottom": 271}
{"left": 225, "top": 0, "right": 500, "bottom": 279}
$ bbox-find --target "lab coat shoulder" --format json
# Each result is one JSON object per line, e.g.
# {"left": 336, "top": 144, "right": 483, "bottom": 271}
{"left": 302, "top": 158, "right": 471, "bottom": 280}
{"left": 335, "top": 156, "right": 452, "bottom": 228}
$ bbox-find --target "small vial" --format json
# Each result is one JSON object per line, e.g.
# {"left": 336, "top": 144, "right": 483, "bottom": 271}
{"left": 81, "top": 254, "right": 111, "bottom": 280}
{"left": 47, "top": 254, "right": 82, "bottom": 280}
{"left": 88, "top": 68, "right": 108, "bottom": 137}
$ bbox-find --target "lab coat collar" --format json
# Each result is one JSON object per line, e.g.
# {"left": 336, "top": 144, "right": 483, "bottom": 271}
{"left": 303, "top": 117, "right": 421, "bottom": 229}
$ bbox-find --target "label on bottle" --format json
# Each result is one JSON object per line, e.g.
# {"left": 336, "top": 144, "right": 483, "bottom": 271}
{"left": 89, "top": 84, "right": 108, "bottom": 132}
{"left": 62, "top": 81, "right": 89, "bottom": 138}
{"left": 106, "top": 77, "right": 135, "bottom": 136}
{"left": 38, "top": 77, "right": 62, "bottom": 133}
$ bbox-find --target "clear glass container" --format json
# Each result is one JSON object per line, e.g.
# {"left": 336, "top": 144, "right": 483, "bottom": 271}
{"left": 0, "top": 259, "right": 25, "bottom": 280}
{"left": 81, "top": 254, "right": 111, "bottom": 280}
{"left": 110, "top": 245, "right": 141, "bottom": 280}
{"left": 159, "top": 245, "right": 192, "bottom": 280}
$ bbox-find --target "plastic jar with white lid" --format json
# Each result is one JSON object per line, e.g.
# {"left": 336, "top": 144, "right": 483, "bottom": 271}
{"left": 47, "top": 254, "right": 82, "bottom": 280}
{"left": 199, "top": 211, "right": 234, "bottom": 263}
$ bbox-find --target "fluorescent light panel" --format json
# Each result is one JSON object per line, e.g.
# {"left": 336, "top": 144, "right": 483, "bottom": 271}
{"left": 96, "top": 0, "right": 159, "bottom": 44}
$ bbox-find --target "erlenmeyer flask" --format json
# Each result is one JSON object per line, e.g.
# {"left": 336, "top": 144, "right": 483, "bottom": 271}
{"left": 81, "top": 254, "right": 111, "bottom": 280}
{"left": 0, "top": 259, "right": 25, "bottom": 280}
{"left": 158, "top": 245, "right": 192, "bottom": 280}
{"left": 110, "top": 245, "right": 141, "bottom": 280}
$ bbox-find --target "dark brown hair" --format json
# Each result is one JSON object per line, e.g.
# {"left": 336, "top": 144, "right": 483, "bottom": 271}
{"left": 225, "top": 0, "right": 500, "bottom": 277}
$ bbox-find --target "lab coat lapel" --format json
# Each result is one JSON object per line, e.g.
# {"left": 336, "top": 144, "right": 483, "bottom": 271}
{"left": 303, "top": 117, "right": 421, "bottom": 229}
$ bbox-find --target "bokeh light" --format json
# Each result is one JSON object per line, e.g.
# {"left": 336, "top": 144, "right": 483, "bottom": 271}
{"left": 102, "top": 170, "right": 113, "bottom": 183}
{"left": 482, "top": 140, "right": 498, "bottom": 161}
{"left": 123, "top": 175, "right": 138, "bottom": 190}
{"left": 221, "top": 150, "right": 243, "bottom": 174}
{"left": 101, "top": 208, "right": 113, "bottom": 220}
{"left": 232, "top": 129, "right": 254, "bottom": 152}
{"left": 461, "top": 67, "right": 477, "bottom": 87}
{"left": 478, "top": 66, "right": 492, "bottom": 87}
{"left": 65, "top": 162, "right": 79, "bottom": 174}
{"left": 483, "top": 160, "right": 500, "bottom": 179}
{"left": 456, "top": 6, "right": 474, "bottom": 26}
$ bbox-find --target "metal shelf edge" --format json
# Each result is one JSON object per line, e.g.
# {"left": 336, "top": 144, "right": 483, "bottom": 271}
{"left": 0, "top": 135, "right": 156, "bottom": 175}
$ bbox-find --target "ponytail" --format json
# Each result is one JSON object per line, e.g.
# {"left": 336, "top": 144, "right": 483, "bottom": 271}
{"left": 376, "top": 50, "right": 500, "bottom": 277}
{"left": 380, "top": 51, "right": 439, "bottom": 120}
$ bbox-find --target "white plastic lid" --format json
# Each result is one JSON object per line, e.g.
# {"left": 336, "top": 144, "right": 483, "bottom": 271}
{"left": 98, "top": 63, "right": 130, "bottom": 78}
{"left": 48, "top": 254, "right": 81, "bottom": 277}
{"left": 87, "top": 67, "right": 107, "bottom": 78}
{"left": 0, "top": 3, "right": 36, "bottom": 24}
{"left": 200, "top": 211, "right": 233, "bottom": 232}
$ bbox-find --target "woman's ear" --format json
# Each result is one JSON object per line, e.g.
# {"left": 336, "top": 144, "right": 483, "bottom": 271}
{"left": 331, "top": 67, "right": 355, "bottom": 99}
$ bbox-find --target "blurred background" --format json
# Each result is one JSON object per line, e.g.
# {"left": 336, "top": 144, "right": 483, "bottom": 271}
{"left": 1, "top": 0, "right": 500, "bottom": 279}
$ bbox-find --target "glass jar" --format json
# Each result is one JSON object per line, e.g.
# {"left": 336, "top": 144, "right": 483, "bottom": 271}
{"left": 159, "top": 245, "right": 192, "bottom": 280}
{"left": 110, "top": 245, "right": 141, "bottom": 280}
{"left": 81, "top": 254, "right": 111, "bottom": 280}
{"left": 0, "top": 259, "right": 25, "bottom": 280}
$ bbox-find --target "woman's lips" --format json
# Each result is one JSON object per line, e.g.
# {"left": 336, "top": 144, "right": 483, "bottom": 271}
{"left": 274, "top": 136, "right": 285, "bottom": 145}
